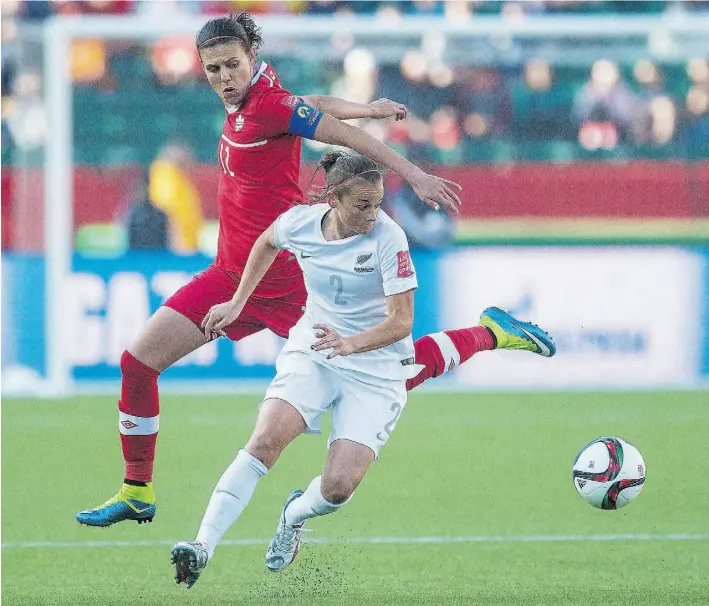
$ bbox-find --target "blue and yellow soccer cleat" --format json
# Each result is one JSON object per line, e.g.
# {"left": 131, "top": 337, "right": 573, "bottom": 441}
{"left": 76, "top": 482, "right": 156, "bottom": 527}
{"left": 480, "top": 306, "right": 556, "bottom": 357}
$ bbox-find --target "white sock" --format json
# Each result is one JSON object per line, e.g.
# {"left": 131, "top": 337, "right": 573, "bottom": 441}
{"left": 283, "top": 475, "right": 350, "bottom": 526}
{"left": 196, "top": 449, "right": 268, "bottom": 558}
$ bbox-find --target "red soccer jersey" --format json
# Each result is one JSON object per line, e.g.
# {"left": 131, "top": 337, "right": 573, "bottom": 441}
{"left": 214, "top": 61, "right": 315, "bottom": 298}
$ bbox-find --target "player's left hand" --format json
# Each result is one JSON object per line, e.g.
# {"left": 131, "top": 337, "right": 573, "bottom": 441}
{"left": 368, "top": 98, "right": 407, "bottom": 121}
{"left": 312, "top": 324, "right": 356, "bottom": 358}
{"left": 201, "top": 300, "right": 244, "bottom": 341}
{"left": 409, "top": 171, "right": 463, "bottom": 214}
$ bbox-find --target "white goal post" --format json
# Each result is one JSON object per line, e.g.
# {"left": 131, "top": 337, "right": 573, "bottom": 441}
{"left": 41, "top": 12, "right": 709, "bottom": 396}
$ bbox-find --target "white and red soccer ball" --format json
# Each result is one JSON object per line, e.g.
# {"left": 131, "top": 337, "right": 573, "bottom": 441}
{"left": 572, "top": 437, "right": 646, "bottom": 510}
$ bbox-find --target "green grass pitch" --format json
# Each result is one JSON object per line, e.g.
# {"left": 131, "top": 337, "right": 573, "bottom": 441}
{"left": 2, "top": 391, "right": 708, "bottom": 605}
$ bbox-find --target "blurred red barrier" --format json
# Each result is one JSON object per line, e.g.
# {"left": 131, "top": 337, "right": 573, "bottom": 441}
{"left": 430, "top": 162, "right": 709, "bottom": 219}
{"left": 1, "top": 170, "right": 13, "bottom": 249}
{"left": 4, "top": 162, "right": 708, "bottom": 251}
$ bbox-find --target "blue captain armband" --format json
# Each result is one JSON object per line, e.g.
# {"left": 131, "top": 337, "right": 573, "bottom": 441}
{"left": 287, "top": 102, "right": 323, "bottom": 139}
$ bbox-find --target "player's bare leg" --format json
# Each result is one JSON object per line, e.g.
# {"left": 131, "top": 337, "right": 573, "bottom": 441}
{"left": 129, "top": 306, "right": 210, "bottom": 371}
{"left": 172, "top": 398, "right": 305, "bottom": 588}
{"left": 266, "top": 439, "right": 373, "bottom": 572}
{"left": 76, "top": 307, "right": 209, "bottom": 527}
{"left": 243, "top": 398, "right": 309, "bottom": 469}
{"left": 320, "top": 439, "right": 373, "bottom": 504}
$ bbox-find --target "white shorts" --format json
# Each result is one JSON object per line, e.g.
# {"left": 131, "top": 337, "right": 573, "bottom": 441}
{"left": 263, "top": 350, "right": 407, "bottom": 457}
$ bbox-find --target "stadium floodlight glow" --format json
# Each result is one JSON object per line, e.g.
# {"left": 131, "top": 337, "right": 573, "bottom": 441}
{"left": 41, "top": 13, "right": 709, "bottom": 396}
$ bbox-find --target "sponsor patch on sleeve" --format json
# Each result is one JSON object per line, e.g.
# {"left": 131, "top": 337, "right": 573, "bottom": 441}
{"left": 281, "top": 94, "right": 300, "bottom": 109}
{"left": 397, "top": 251, "right": 414, "bottom": 277}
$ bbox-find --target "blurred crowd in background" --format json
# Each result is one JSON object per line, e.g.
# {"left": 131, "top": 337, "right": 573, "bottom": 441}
{"left": 3, "top": 0, "right": 709, "bottom": 168}
{"left": 2, "top": 1, "right": 708, "bottom": 254}
{"left": 4, "top": 0, "right": 708, "bottom": 19}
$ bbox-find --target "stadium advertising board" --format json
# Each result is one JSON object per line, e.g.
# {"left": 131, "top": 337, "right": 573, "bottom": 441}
{"left": 66, "top": 255, "right": 283, "bottom": 381}
{"left": 61, "top": 252, "right": 438, "bottom": 382}
{"left": 440, "top": 247, "right": 705, "bottom": 388}
{"left": 2, "top": 247, "right": 706, "bottom": 391}
{"left": 0, "top": 251, "right": 438, "bottom": 385}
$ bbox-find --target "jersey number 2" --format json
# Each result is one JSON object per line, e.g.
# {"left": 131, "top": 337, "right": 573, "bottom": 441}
{"left": 377, "top": 402, "right": 403, "bottom": 442}
{"left": 219, "top": 142, "right": 235, "bottom": 177}
{"left": 329, "top": 275, "right": 347, "bottom": 306}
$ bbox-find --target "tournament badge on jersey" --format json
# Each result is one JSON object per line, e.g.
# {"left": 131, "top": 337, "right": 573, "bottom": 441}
{"left": 397, "top": 251, "right": 414, "bottom": 277}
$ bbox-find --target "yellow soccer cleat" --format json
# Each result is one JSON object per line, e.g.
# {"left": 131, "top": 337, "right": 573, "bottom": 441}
{"left": 76, "top": 482, "right": 156, "bottom": 527}
{"left": 480, "top": 306, "right": 556, "bottom": 357}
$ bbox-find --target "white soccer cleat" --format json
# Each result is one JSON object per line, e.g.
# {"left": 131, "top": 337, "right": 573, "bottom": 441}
{"left": 171, "top": 540, "right": 210, "bottom": 589}
{"left": 265, "top": 489, "right": 310, "bottom": 572}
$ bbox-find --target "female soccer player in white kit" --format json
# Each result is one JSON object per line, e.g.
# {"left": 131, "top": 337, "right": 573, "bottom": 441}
{"left": 171, "top": 150, "right": 426, "bottom": 588}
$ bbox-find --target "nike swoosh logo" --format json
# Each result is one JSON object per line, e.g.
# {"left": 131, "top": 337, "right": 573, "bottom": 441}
{"left": 518, "top": 325, "right": 551, "bottom": 357}
{"left": 131, "top": 505, "right": 153, "bottom": 514}
{"left": 300, "top": 253, "right": 313, "bottom": 259}
{"left": 128, "top": 500, "right": 153, "bottom": 514}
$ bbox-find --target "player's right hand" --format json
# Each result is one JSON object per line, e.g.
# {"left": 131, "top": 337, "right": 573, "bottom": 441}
{"left": 201, "top": 300, "right": 243, "bottom": 341}
{"left": 312, "top": 324, "right": 356, "bottom": 358}
{"left": 409, "top": 171, "right": 463, "bottom": 214}
{"left": 368, "top": 98, "right": 407, "bottom": 121}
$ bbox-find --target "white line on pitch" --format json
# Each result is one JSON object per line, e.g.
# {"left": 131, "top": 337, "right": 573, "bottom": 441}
{"left": 3, "top": 533, "right": 708, "bottom": 549}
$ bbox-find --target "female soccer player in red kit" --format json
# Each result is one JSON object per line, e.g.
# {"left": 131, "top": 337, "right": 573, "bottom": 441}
{"left": 77, "top": 13, "right": 554, "bottom": 527}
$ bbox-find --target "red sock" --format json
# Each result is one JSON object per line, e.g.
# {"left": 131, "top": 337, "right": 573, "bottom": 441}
{"left": 118, "top": 350, "right": 160, "bottom": 483}
{"left": 406, "top": 327, "right": 495, "bottom": 391}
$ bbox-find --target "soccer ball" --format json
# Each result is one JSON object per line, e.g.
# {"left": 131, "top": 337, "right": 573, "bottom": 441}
{"left": 572, "top": 437, "right": 646, "bottom": 510}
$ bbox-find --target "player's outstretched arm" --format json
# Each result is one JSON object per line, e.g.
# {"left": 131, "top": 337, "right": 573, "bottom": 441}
{"left": 301, "top": 96, "right": 407, "bottom": 121}
{"left": 312, "top": 290, "right": 414, "bottom": 358}
{"left": 201, "top": 226, "right": 279, "bottom": 340}
{"left": 311, "top": 114, "right": 462, "bottom": 214}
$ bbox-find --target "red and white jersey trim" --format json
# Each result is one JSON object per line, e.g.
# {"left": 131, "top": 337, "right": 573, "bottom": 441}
{"left": 225, "top": 62, "right": 274, "bottom": 114}
{"left": 251, "top": 61, "right": 272, "bottom": 87}
{"left": 221, "top": 134, "right": 268, "bottom": 148}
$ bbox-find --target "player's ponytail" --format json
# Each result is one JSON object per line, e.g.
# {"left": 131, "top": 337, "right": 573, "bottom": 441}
{"left": 308, "top": 149, "right": 386, "bottom": 202}
{"left": 308, "top": 151, "right": 384, "bottom": 202}
{"left": 319, "top": 150, "right": 349, "bottom": 174}
{"left": 231, "top": 13, "right": 263, "bottom": 53}
{"left": 196, "top": 12, "right": 263, "bottom": 54}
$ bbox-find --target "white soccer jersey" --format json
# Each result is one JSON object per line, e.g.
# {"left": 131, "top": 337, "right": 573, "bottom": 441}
{"left": 273, "top": 203, "right": 419, "bottom": 380}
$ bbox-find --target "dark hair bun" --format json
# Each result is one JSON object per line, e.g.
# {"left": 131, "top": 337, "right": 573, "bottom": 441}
{"left": 231, "top": 13, "right": 263, "bottom": 53}
{"left": 319, "top": 150, "right": 349, "bottom": 174}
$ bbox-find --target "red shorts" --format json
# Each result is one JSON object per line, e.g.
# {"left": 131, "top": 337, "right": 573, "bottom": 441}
{"left": 163, "top": 265, "right": 307, "bottom": 341}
